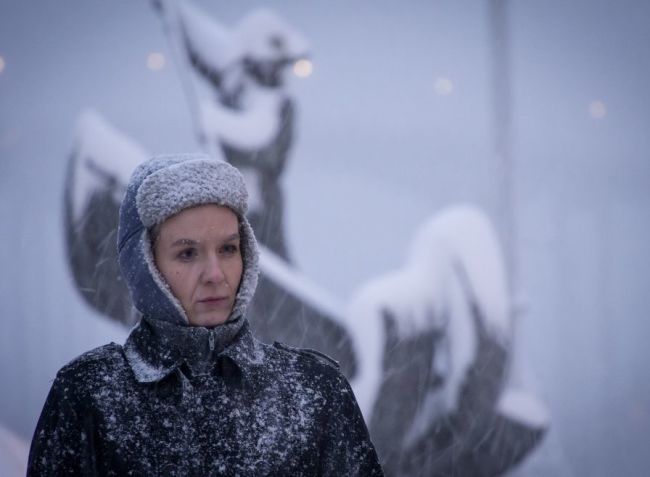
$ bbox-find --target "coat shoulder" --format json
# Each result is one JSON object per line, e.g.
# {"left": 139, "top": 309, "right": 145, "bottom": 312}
{"left": 272, "top": 341, "right": 341, "bottom": 370}
{"left": 56, "top": 343, "right": 129, "bottom": 388}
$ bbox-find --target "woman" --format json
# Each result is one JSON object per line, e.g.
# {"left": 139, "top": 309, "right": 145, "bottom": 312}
{"left": 28, "top": 154, "right": 383, "bottom": 476}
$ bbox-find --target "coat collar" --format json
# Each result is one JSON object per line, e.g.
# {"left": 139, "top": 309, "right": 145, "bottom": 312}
{"left": 123, "top": 317, "right": 265, "bottom": 383}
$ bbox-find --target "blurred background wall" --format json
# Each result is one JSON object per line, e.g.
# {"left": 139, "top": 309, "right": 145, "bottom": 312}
{"left": 1, "top": 0, "right": 649, "bottom": 475}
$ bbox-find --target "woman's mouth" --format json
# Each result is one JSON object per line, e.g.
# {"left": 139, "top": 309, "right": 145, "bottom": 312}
{"left": 198, "top": 296, "right": 228, "bottom": 304}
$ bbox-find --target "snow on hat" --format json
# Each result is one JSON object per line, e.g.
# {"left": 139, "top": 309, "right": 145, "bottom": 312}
{"left": 117, "top": 153, "right": 259, "bottom": 325}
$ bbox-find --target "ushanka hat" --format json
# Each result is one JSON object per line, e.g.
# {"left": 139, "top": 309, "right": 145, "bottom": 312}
{"left": 117, "top": 153, "right": 259, "bottom": 325}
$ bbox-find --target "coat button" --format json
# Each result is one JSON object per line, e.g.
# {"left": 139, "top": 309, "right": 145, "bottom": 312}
{"left": 159, "top": 462, "right": 176, "bottom": 476}
{"left": 218, "top": 356, "right": 239, "bottom": 379}
{"left": 156, "top": 378, "right": 175, "bottom": 399}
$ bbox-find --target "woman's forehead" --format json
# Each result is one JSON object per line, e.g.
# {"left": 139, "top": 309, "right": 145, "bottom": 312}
{"left": 160, "top": 204, "right": 239, "bottom": 237}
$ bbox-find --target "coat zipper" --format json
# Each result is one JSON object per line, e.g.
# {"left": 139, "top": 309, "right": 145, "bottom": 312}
{"left": 209, "top": 332, "right": 215, "bottom": 352}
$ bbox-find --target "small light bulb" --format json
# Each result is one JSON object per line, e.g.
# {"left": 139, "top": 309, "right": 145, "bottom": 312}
{"left": 588, "top": 100, "right": 606, "bottom": 119}
{"left": 434, "top": 77, "right": 454, "bottom": 95}
{"left": 293, "top": 59, "right": 313, "bottom": 78}
{"left": 147, "top": 52, "right": 166, "bottom": 71}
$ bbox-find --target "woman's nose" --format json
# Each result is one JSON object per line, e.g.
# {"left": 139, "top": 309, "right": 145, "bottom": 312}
{"left": 202, "top": 254, "right": 225, "bottom": 284}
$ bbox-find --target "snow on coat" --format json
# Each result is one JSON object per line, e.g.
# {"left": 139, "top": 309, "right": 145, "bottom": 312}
{"left": 27, "top": 319, "right": 381, "bottom": 476}
{"left": 28, "top": 154, "right": 382, "bottom": 476}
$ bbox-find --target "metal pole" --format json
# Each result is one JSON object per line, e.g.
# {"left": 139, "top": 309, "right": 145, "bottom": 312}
{"left": 151, "top": 0, "right": 219, "bottom": 158}
{"left": 488, "top": 0, "right": 518, "bottom": 303}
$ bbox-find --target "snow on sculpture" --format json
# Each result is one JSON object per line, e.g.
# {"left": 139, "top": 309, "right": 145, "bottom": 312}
{"left": 65, "top": 110, "right": 148, "bottom": 326}
{"left": 347, "top": 206, "right": 548, "bottom": 475}
{"left": 61, "top": 3, "right": 549, "bottom": 475}
{"left": 169, "top": 0, "right": 357, "bottom": 376}
{"left": 64, "top": 1, "right": 356, "bottom": 375}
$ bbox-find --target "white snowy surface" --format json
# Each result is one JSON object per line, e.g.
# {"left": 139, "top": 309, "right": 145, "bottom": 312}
{"left": 0, "top": 423, "right": 28, "bottom": 477}
{"left": 258, "top": 244, "right": 346, "bottom": 326}
{"left": 71, "top": 110, "right": 148, "bottom": 221}
{"left": 177, "top": 0, "right": 235, "bottom": 70}
{"left": 408, "top": 205, "right": 512, "bottom": 343}
{"left": 498, "top": 388, "right": 550, "bottom": 427}
{"left": 232, "top": 8, "right": 309, "bottom": 62}
{"left": 348, "top": 205, "right": 511, "bottom": 420}
{"left": 175, "top": 1, "right": 309, "bottom": 150}
{"left": 199, "top": 88, "right": 284, "bottom": 150}
{"left": 238, "top": 167, "right": 263, "bottom": 214}
{"left": 177, "top": 2, "right": 309, "bottom": 71}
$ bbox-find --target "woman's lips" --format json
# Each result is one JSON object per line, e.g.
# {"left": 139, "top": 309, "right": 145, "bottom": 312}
{"left": 196, "top": 296, "right": 230, "bottom": 309}
{"left": 199, "top": 296, "right": 228, "bottom": 303}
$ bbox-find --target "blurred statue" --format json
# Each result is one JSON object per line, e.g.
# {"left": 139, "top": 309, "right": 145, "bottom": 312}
{"left": 64, "top": 110, "right": 147, "bottom": 326}
{"left": 64, "top": 1, "right": 357, "bottom": 375}
{"left": 171, "top": 1, "right": 357, "bottom": 376}
{"left": 348, "top": 206, "right": 548, "bottom": 476}
{"left": 63, "top": 3, "right": 548, "bottom": 474}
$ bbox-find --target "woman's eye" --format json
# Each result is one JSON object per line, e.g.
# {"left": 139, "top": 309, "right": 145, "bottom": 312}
{"left": 177, "top": 248, "right": 197, "bottom": 261}
{"left": 221, "top": 244, "right": 239, "bottom": 255}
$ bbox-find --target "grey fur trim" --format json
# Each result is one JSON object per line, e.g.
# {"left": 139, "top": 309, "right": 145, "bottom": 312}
{"left": 130, "top": 154, "right": 260, "bottom": 324}
{"left": 232, "top": 218, "right": 259, "bottom": 320}
{"left": 136, "top": 158, "right": 248, "bottom": 228}
{"left": 141, "top": 229, "right": 189, "bottom": 323}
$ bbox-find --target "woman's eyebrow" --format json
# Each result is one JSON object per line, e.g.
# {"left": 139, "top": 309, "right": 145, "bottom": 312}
{"left": 170, "top": 234, "right": 239, "bottom": 247}
{"left": 170, "top": 238, "right": 198, "bottom": 247}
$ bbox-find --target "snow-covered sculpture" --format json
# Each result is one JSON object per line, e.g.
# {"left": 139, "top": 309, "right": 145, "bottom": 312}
{"left": 65, "top": 110, "right": 147, "bottom": 325}
{"left": 348, "top": 206, "right": 548, "bottom": 476}
{"left": 62, "top": 4, "right": 548, "bottom": 475}
{"left": 171, "top": 1, "right": 357, "bottom": 375}
{"left": 175, "top": 2, "right": 307, "bottom": 258}
{"left": 63, "top": 2, "right": 356, "bottom": 375}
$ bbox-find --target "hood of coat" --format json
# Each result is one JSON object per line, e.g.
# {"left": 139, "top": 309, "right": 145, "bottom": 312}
{"left": 123, "top": 316, "right": 260, "bottom": 382}
{"left": 117, "top": 153, "right": 259, "bottom": 326}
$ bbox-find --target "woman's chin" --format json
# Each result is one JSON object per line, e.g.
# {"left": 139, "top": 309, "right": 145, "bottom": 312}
{"left": 188, "top": 312, "right": 230, "bottom": 327}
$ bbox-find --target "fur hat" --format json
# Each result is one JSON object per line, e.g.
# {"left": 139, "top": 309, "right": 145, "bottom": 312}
{"left": 117, "top": 153, "right": 259, "bottom": 325}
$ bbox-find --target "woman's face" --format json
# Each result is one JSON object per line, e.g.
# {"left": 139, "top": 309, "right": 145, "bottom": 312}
{"left": 153, "top": 204, "right": 243, "bottom": 327}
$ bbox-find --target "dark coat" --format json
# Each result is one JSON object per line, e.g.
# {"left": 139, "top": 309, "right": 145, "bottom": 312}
{"left": 27, "top": 319, "right": 383, "bottom": 476}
